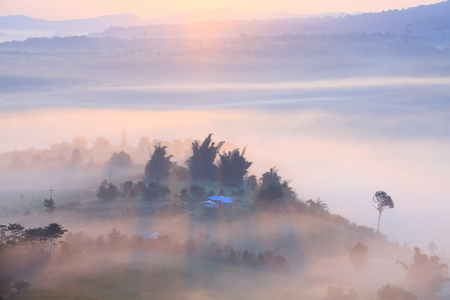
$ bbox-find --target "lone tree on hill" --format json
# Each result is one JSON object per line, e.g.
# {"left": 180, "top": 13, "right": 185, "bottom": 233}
{"left": 145, "top": 143, "right": 173, "bottom": 182}
{"left": 186, "top": 134, "right": 224, "bottom": 181}
{"left": 217, "top": 148, "right": 252, "bottom": 186}
{"left": 373, "top": 190, "right": 394, "bottom": 233}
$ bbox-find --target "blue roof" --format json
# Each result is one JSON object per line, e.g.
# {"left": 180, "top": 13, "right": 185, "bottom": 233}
{"left": 207, "top": 196, "right": 233, "bottom": 203}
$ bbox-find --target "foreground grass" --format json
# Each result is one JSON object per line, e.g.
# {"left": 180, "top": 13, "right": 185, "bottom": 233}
{"left": 9, "top": 253, "right": 275, "bottom": 300}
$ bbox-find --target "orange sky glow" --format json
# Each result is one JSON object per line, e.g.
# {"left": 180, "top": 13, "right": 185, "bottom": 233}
{"left": 0, "top": 0, "right": 444, "bottom": 20}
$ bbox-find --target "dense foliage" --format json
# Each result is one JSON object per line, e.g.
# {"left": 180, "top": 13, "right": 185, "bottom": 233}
{"left": 217, "top": 148, "right": 252, "bottom": 186}
{"left": 186, "top": 134, "right": 224, "bottom": 181}
{"left": 144, "top": 144, "right": 173, "bottom": 182}
{"left": 43, "top": 198, "right": 55, "bottom": 213}
{"left": 0, "top": 223, "right": 67, "bottom": 297}
{"left": 96, "top": 180, "right": 119, "bottom": 201}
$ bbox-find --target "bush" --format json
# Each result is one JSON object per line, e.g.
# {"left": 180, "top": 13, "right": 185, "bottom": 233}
{"left": 179, "top": 187, "right": 190, "bottom": 202}
{"left": 377, "top": 284, "right": 417, "bottom": 300}
{"left": 96, "top": 181, "right": 119, "bottom": 200}
{"left": 13, "top": 278, "right": 30, "bottom": 292}
{"left": 189, "top": 184, "right": 205, "bottom": 200}
{"left": 143, "top": 182, "right": 171, "bottom": 200}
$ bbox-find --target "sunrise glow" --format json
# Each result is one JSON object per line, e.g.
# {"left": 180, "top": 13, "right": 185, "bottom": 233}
{"left": 0, "top": 0, "right": 444, "bottom": 20}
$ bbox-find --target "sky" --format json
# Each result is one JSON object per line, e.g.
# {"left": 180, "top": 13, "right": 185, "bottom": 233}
{"left": 0, "top": 0, "right": 444, "bottom": 20}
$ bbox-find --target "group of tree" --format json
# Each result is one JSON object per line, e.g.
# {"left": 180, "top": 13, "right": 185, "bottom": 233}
{"left": 396, "top": 247, "right": 449, "bottom": 299}
{"left": 96, "top": 180, "right": 120, "bottom": 200}
{"left": 329, "top": 244, "right": 449, "bottom": 300}
{"left": 144, "top": 134, "right": 252, "bottom": 187}
{"left": 96, "top": 179, "right": 171, "bottom": 201}
{"left": 0, "top": 223, "right": 67, "bottom": 251}
{"left": 0, "top": 222, "right": 67, "bottom": 298}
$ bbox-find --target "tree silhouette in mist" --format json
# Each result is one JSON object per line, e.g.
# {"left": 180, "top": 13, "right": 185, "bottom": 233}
{"left": 217, "top": 147, "right": 252, "bottom": 186}
{"left": 255, "top": 168, "right": 283, "bottom": 208}
{"left": 397, "top": 247, "right": 448, "bottom": 298}
{"left": 377, "top": 284, "right": 417, "bottom": 300}
{"left": 186, "top": 133, "right": 225, "bottom": 180}
{"left": 145, "top": 143, "right": 173, "bottom": 182}
{"left": 186, "top": 134, "right": 224, "bottom": 181}
{"left": 43, "top": 198, "right": 55, "bottom": 213}
{"left": 372, "top": 190, "right": 394, "bottom": 233}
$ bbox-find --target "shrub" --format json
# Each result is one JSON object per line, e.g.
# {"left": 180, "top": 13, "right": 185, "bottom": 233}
{"left": 189, "top": 184, "right": 205, "bottom": 200}
{"left": 13, "top": 278, "right": 30, "bottom": 292}
{"left": 377, "top": 284, "right": 417, "bottom": 300}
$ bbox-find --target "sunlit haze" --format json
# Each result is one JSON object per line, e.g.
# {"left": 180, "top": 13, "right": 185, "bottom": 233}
{"left": 1, "top": 1, "right": 450, "bottom": 299}
{"left": 0, "top": 0, "right": 444, "bottom": 20}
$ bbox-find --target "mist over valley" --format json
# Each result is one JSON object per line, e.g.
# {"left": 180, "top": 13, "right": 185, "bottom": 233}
{"left": 1, "top": 2, "right": 450, "bottom": 299}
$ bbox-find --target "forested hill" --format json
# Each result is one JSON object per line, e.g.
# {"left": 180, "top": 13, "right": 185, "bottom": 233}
{"left": 94, "top": 1, "right": 450, "bottom": 39}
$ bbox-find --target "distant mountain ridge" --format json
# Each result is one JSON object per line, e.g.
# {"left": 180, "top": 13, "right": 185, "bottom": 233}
{"left": 0, "top": 9, "right": 307, "bottom": 37}
{"left": 0, "top": 13, "right": 147, "bottom": 33}
{"left": 93, "top": 0, "right": 450, "bottom": 41}
{"left": 1, "top": 1, "right": 450, "bottom": 42}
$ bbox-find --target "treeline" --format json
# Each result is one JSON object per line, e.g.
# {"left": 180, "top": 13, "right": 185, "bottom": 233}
{"left": 1, "top": 135, "right": 194, "bottom": 174}
{"left": 144, "top": 134, "right": 252, "bottom": 187}
{"left": 97, "top": 134, "right": 253, "bottom": 200}
{"left": 60, "top": 229, "right": 290, "bottom": 272}
{"left": 0, "top": 223, "right": 67, "bottom": 297}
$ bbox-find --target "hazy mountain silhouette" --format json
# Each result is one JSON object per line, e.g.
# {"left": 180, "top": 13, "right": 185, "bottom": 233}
{"left": 3, "top": 1, "right": 449, "bottom": 42}
{"left": 0, "top": 13, "right": 146, "bottom": 34}
{"left": 0, "top": 9, "right": 304, "bottom": 41}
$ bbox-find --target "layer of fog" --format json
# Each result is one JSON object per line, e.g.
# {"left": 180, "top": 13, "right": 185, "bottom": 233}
{"left": 2, "top": 205, "right": 412, "bottom": 299}
{"left": 1, "top": 104, "right": 450, "bottom": 254}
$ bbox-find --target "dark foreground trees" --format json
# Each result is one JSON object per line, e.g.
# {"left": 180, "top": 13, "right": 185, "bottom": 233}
{"left": 0, "top": 222, "right": 67, "bottom": 298}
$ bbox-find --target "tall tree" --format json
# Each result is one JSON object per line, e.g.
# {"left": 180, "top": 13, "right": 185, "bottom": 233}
{"left": 70, "top": 148, "right": 83, "bottom": 169}
{"left": 373, "top": 190, "right": 394, "bottom": 232}
{"left": 186, "top": 134, "right": 224, "bottom": 181}
{"left": 145, "top": 143, "right": 173, "bottom": 182}
{"left": 217, "top": 148, "right": 252, "bottom": 186}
